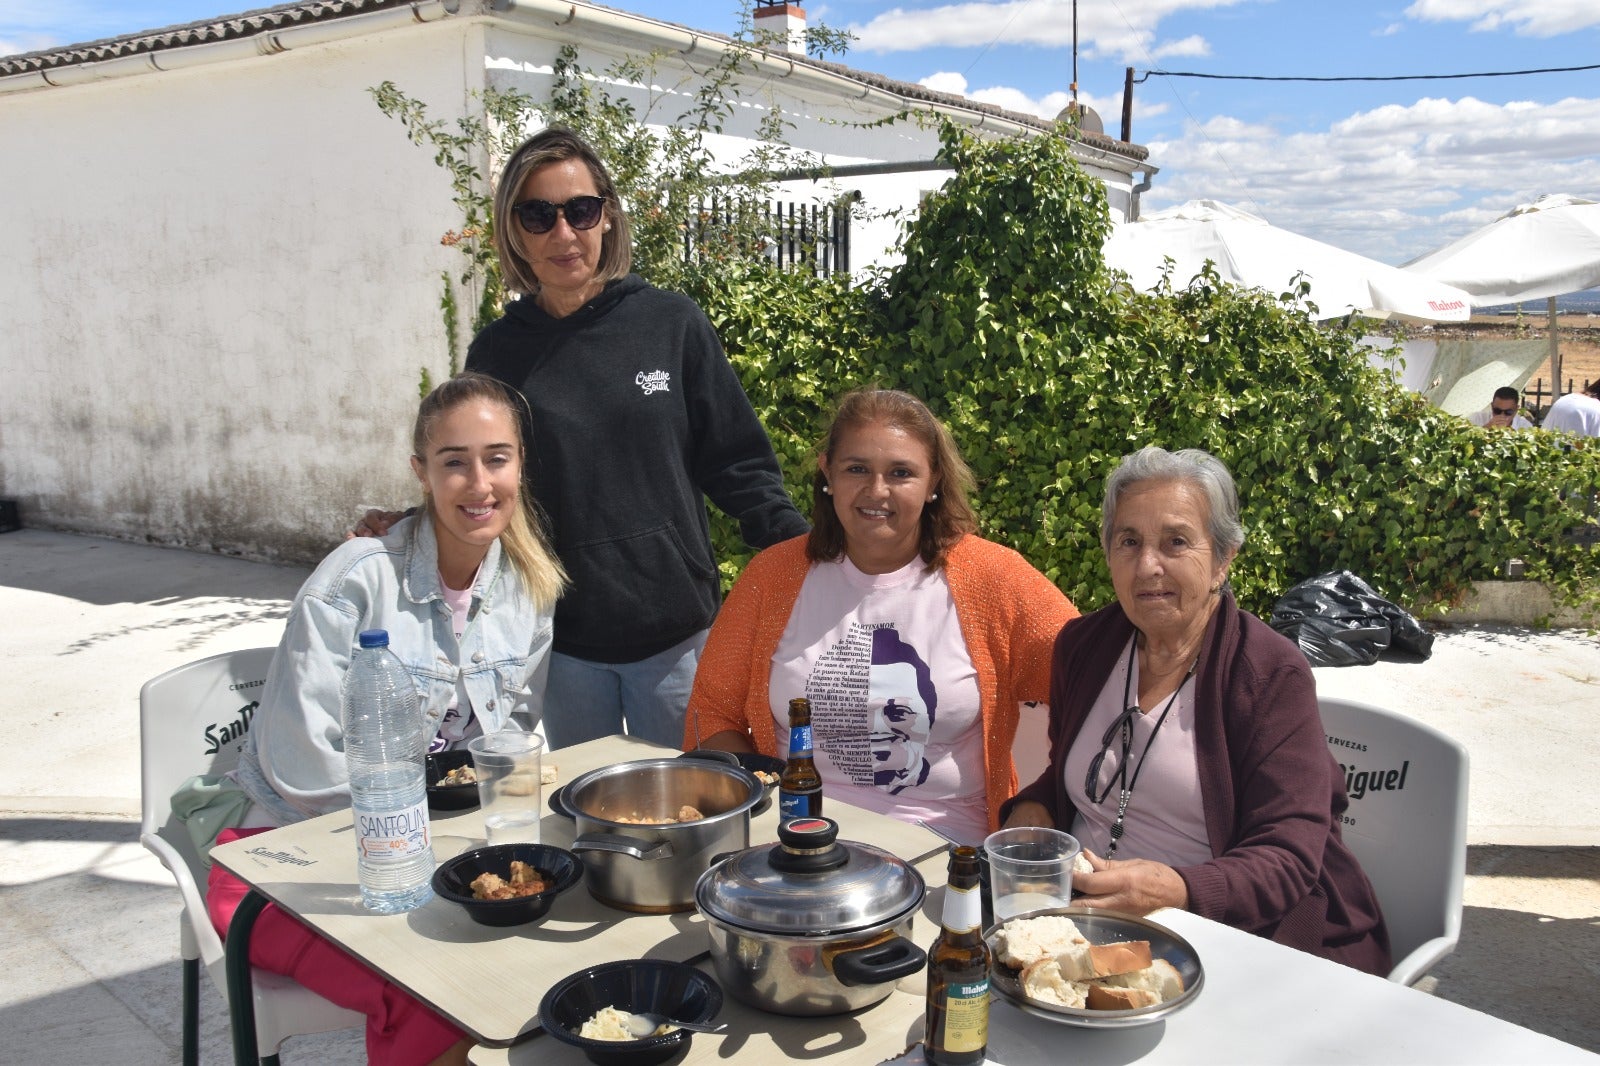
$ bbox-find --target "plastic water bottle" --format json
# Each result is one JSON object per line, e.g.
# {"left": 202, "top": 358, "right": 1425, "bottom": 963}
{"left": 342, "top": 629, "right": 434, "bottom": 913}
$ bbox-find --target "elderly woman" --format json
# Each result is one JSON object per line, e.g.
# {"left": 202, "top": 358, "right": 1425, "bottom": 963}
{"left": 1002, "top": 446, "right": 1390, "bottom": 974}
{"left": 359, "top": 127, "right": 806, "bottom": 749}
{"left": 688, "top": 388, "right": 1078, "bottom": 844}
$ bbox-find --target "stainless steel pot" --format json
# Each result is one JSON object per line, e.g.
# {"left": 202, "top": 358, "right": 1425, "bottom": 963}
{"left": 695, "top": 817, "right": 927, "bottom": 1016}
{"left": 566, "top": 758, "right": 760, "bottom": 913}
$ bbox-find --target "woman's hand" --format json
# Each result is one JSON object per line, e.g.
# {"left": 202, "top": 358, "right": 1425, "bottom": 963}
{"left": 1072, "top": 852, "right": 1189, "bottom": 916}
{"left": 1001, "top": 800, "right": 1054, "bottom": 829}
{"left": 348, "top": 508, "right": 405, "bottom": 540}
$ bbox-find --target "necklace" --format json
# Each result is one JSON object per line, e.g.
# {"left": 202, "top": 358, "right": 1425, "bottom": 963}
{"left": 1090, "top": 640, "right": 1196, "bottom": 859}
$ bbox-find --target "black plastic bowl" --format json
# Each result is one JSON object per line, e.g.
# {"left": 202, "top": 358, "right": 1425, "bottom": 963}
{"left": 426, "top": 750, "right": 480, "bottom": 812}
{"left": 539, "top": 959, "right": 723, "bottom": 1066}
{"left": 431, "top": 843, "right": 582, "bottom": 927}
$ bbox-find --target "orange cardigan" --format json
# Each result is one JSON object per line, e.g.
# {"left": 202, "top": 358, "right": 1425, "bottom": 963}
{"left": 684, "top": 534, "right": 1078, "bottom": 832}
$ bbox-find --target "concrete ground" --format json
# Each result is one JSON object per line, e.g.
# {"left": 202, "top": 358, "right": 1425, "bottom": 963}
{"left": 0, "top": 529, "right": 1595, "bottom": 1062}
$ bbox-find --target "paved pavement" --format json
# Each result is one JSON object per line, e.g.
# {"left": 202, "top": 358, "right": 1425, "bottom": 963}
{"left": 0, "top": 529, "right": 1595, "bottom": 1061}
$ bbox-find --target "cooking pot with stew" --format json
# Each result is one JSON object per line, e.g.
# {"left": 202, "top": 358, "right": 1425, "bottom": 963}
{"left": 695, "top": 817, "right": 927, "bottom": 1015}
{"left": 564, "top": 758, "right": 761, "bottom": 913}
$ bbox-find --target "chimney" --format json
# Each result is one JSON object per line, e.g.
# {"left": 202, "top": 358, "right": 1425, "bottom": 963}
{"left": 753, "top": 1, "right": 807, "bottom": 56}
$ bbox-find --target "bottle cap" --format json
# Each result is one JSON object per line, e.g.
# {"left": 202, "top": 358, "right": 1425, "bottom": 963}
{"left": 358, "top": 629, "right": 390, "bottom": 648}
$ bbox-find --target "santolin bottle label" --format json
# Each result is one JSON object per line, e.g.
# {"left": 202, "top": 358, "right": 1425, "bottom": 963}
{"left": 354, "top": 800, "right": 431, "bottom": 863}
{"left": 938, "top": 979, "right": 990, "bottom": 1053}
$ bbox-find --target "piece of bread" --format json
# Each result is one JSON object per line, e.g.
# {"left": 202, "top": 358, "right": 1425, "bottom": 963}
{"left": 1041, "top": 937, "right": 1153, "bottom": 981}
{"left": 1097, "top": 958, "right": 1185, "bottom": 1001}
{"left": 1073, "top": 852, "right": 1093, "bottom": 876}
{"left": 1085, "top": 984, "right": 1161, "bottom": 1010}
{"left": 994, "top": 914, "right": 1088, "bottom": 968}
{"left": 1087, "top": 940, "right": 1153, "bottom": 978}
{"left": 1019, "top": 958, "right": 1089, "bottom": 1008}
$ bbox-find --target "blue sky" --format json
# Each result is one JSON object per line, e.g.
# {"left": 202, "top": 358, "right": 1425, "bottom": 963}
{"left": 6, "top": 0, "right": 1600, "bottom": 264}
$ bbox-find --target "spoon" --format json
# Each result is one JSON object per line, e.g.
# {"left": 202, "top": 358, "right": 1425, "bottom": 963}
{"left": 621, "top": 1011, "right": 728, "bottom": 1038}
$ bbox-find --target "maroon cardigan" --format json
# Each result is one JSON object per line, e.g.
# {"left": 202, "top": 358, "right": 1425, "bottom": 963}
{"left": 1005, "top": 595, "right": 1391, "bottom": 975}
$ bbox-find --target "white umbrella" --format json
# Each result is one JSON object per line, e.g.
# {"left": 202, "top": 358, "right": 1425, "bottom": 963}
{"left": 1105, "top": 199, "right": 1472, "bottom": 323}
{"left": 1402, "top": 194, "right": 1600, "bottom": 305}
{"left": 1403, "top": 194, "right": 1600, "bottom": 388}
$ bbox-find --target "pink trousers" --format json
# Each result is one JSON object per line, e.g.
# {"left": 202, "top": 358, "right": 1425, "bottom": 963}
{"left": 207, "top": 828, "right": 463, "bottom": 1065}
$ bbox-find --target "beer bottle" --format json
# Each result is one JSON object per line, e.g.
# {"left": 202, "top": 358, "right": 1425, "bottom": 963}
{"left": 925, "top": 845, "right": 990, "bottom": 1066}
{"left": 778, "top": 697, "right": 822, "bottom": 820}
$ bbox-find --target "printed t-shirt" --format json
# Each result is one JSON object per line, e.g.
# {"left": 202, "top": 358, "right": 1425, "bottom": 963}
{"left": 769, "top": 554, "right": 988, "bottom": 844}
{"left": 430, "top": 573, "right": 483, "bottom": 752}
{"left": 1065, "top": 637, "right": 1212, "bottom": 866}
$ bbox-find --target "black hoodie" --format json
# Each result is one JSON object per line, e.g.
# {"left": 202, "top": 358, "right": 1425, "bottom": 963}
{"left": 467, "top": 275, "right": 808, "bottom": 662}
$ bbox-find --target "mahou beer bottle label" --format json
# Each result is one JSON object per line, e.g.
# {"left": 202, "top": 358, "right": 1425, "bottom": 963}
{"left": 938, "top": 977, "right": 990, "bottom": 1054}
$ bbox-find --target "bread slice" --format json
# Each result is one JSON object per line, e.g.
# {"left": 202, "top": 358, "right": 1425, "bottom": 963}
{"left": 1045, "top": 938, "right": 1153, "bottom": 981}
{"left": 994, "top": 914, "right": 1088, "bottom": 968}
{"left": 1098, "top": 958, "right": 1185, "bottom": 1001}
{"left": 1085, "top": 984, "right": 1161, "bottom": 1010}
{"left": 1020, "top": 958, "right": 1089, "bottom": 1008}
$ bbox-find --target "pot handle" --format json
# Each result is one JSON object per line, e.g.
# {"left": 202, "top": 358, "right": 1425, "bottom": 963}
{"left": 827, "top": 935, "right": 927, "bottom": 987}
{"left": 570, "top": 833, "right": 675, "bottom": 861}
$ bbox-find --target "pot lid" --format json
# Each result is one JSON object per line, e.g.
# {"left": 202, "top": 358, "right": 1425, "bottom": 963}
{"left": 695, "top": 817, "right": 925, "bottom": 935}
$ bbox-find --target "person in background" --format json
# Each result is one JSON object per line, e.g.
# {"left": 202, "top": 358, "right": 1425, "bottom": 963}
{"left": 198, "top": 373, "right": 566, "bottom": 1066}
{"left": 1002, "top": 446, "right": 1390, "bottom": 974}
{"left": 1541, "top": 379, "right": 1600, "bottom": 437}
{"left": 1469, "top": 386, "right": 1533, "bottom": 429}
{"left": 355, "top": 127, "right": 807, "bottom": 750}
{"left": 687, "top": 387, "right": 1078, "bottom": 844}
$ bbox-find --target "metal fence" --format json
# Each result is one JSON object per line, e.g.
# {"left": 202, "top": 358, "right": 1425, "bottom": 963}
{"left": 1522, "top": 377, "right": 1596, "bottom": 424}
{"left": 683, "top": 195, "right": 853, "bottom": 276}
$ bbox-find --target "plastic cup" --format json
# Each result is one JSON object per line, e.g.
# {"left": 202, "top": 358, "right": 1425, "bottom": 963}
{"left": 983, "top": 826, "right": 1081, "bottom": 922}
{"left": 467, "top": 729, "right": 544, "bottom": 845}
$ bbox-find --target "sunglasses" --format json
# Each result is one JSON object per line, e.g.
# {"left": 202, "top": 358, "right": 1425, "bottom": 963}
{"left": 1083, "top": 705, "right": 1141, "bottom": 805}
{"left": 1491, "top": 406, "right": 1518, "bottom": 416}
{"left": 510, "top": 195, "right": 606, "bottom": 235}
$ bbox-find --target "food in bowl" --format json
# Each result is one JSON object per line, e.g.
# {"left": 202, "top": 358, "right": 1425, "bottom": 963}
{"left": 440, "top": 764, "right": 478, "bottom": 786}
{"left": 470, "top": 860, "right": 549, "bottom": 900}
{"left": 578, "top": 1006, "right": 676, "bottom": 1040}
{"left": 994, "top": 914, "right": 1185, "bottom": 1010}
{"left": 612, "top": 804, "right": 704, "bottom": 825}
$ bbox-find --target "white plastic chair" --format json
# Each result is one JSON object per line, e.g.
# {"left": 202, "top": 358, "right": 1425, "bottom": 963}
{"left": 1319, "top": 696, "right": 1469, "bottom": 985}
{"left": 139, "top": 648, "right": 363, "bottom": 1065}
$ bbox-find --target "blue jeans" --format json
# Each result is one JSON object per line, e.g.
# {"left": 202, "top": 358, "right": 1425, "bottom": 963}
{"left": 541, "top": 629, "right": 709, "bottom": 751}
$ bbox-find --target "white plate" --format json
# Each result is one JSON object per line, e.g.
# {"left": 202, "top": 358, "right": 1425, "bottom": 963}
{"left": 987, "top": 907, "right": 1204, "bottom": 1029}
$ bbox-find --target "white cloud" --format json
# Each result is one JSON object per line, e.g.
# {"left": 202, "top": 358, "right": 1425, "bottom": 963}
{"left": 0, "top": 32, "right": 56, "bottom": 56}
{"left": 1140, "top": 93, "right": 1600, "bottom": 261}
{"left": 919, "top": 71, "right": 970, "bottom": 95}
{"left": 1404, "top": 0, "right": 1600, "bottom": 37}
{"left": 1149, "top": 34, "right": 1211, "bottom": 60}
{"left": 1375, "top": 22, "right": 1403, "bottom": 37}
{"left": 851, "top": 0, "right": 1249, "bottom": 63}
{"left": 920, "top": 70, "right": 1168, "bottom": 125}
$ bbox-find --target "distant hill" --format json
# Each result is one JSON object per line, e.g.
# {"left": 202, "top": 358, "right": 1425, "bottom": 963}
{"left": 1480, "top": 288, "right": 1600, "bottom": 315}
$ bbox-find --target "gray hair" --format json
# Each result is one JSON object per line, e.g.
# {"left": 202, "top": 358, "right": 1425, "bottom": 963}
{"left": 1101, "top": 446, "right": 1244, "bottom": 565}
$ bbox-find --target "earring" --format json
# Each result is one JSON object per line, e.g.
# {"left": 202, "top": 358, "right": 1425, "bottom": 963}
{"left": 603, "top": 222, "right": 612, "bottom": 232}
{"left": 822, "top": 484, "right": 832, "bottom": 495}
{"left": 929, "top": 493, "right": 939, "bottom": 502}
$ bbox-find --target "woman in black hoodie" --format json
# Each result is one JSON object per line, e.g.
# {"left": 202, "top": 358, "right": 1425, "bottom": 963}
{"left": 361, "top": 127, "right": 805, "bottom": 750}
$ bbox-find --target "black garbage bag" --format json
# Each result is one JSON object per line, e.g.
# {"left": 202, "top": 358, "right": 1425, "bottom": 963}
{"left": 1268, "top": 570, "right": 1434, "bottom": 667}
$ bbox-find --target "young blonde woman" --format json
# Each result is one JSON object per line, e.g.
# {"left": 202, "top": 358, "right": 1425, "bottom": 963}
{"left": 208, "top": 372, "right": 565, "bottom": 1066}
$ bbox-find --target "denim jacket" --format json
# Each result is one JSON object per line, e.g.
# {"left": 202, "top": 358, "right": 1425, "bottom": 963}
{"left": 236, "top": 514, "right": 555, "bottom": 825}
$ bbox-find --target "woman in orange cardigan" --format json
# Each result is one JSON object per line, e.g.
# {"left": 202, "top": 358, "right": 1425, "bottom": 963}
{"left": 686, "top": 388, "right": 1077, "bottom": 843}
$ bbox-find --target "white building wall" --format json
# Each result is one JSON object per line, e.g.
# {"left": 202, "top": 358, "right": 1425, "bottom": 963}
{"left": 1, "top": 13, "right": 1140, "bottom": 562}
{"left": 0, "top": 22, "right": 480, "bottom": 560}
